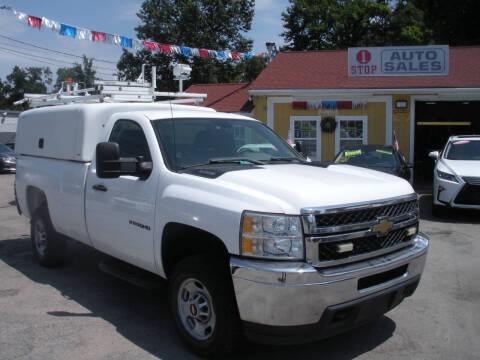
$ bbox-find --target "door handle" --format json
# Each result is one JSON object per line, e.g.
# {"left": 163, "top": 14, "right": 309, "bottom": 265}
{"left": 92, "top": 184, "right": 108, "bottom": 192}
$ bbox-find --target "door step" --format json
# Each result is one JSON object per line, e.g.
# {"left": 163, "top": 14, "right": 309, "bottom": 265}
{"left": 99, "top": 258, "right": 165, "bottom": 290}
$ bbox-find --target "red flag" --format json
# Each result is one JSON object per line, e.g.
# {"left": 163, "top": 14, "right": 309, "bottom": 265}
{"left": 27, "top": 15, "right": 42, "bottom": 30}
{"left": 91, "top": 31, "right": 106, "bottom": 42}
{"left": 337, "top": 101, "right": 353, "bottom": 109}
{"left": 144, "top": 41, "right": 159, "bottom": 51}
{"left": 393, "top": 131, "right": 400, "bottom": 151}
{"left": 160, "top": 44, "right": 172, "bottom": 53}
{"left": 199, "top": 49, "right": 209, "bottom": 58}
{"left": 232, "top": 52, "right": 241, "bottom": 60}
{"left": 292, "top": 101, "right": 307, "bottom": 110}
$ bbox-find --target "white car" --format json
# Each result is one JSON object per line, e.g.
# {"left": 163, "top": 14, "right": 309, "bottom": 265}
{"left": 429, "top": 135, "right": 480, "bottom": 214}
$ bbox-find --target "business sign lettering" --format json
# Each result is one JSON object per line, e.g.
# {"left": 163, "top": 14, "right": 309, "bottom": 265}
{"left": 348, "top": 46, "right": 449, "bottom": 77}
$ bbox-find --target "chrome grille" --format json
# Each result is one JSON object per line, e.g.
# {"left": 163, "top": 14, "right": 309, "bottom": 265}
{"left": 318, "top": 227, "right": 414, "bottom": 262}
{"left": 314, "top": 200, "right": 418, "bottom": 229}
{"left": 302, "top": 194, "right": 419, "bottom": 267}
{"left": 463, "top": 177, "right": 480, "bottom": 186}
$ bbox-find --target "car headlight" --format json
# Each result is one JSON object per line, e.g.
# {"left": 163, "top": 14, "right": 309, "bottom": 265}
{"left": 240, "top": 211, "right": 304, "bottom": 260}
{"left": 437, "top": 170, "right": 458, "bottom": 183}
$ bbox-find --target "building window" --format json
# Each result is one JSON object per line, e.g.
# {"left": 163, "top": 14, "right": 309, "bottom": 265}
{"left": 290, "top": 116, "right": 321, "bottom": 160}
{"left": 335, "top": 116, "right": 368, "bottom": 153}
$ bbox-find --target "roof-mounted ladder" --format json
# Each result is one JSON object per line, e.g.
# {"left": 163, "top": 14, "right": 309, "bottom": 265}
{"left": 14, "top": 65, "right": 207, "bottom": 108}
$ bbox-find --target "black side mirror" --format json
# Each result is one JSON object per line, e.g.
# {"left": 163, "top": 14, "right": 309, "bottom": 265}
{"left": 96, "top": 142, "right": 120, "bottom": 179}
{"left": 136, "top": 156, "right": 153, "bottom": 180}
{"left": 295, "top": 141, "right": 304, "bottom": 155}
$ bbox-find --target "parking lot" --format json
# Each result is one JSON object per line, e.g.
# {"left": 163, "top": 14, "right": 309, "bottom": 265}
{"left": 1, "top": 173, "right": 479, "bottom": 360}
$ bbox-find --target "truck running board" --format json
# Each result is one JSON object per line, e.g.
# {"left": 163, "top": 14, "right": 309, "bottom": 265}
{"left": 99, "top": 258, "right": 165, "bottom": 291}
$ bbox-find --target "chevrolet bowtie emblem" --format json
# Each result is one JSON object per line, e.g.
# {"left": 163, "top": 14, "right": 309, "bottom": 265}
{"left": 372, "top": 219, "right": 393, "bottom": 235}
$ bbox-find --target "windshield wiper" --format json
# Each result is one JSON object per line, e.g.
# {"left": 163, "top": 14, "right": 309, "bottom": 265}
{"left": 179, "top": 158, "right": 265, "bottom": 170}
{"left": 268, "top": 157, "right": 306, "bottom": 163}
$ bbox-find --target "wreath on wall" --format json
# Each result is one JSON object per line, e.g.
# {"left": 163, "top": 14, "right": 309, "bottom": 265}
{"left": 321, "top": 117, "right": 337, "bottom": 133}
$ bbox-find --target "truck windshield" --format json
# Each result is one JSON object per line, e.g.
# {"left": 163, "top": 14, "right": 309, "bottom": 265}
{"left": 444, "top": 140, "right": 480, "bottom": 160}
{"left": 151, "top": 117, "right": 304, "bottom": 170}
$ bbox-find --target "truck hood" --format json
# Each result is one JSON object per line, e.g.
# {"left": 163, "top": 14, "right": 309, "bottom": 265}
{"left": 216, "top": 163, "right": 414, "bottom": 214}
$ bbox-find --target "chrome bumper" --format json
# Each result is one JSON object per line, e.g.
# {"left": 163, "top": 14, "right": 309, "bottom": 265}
{"left": 230, "top": 233, "right": 428, "bottom": 327}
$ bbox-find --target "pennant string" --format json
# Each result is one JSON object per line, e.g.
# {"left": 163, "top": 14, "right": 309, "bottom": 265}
{"left": 0, "top": 5, "right": 264, "bottom": 60}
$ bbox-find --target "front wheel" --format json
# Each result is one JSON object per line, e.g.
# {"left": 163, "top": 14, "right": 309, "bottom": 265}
{"left": 168, "top": 254, "right": 241, "bottom": 357}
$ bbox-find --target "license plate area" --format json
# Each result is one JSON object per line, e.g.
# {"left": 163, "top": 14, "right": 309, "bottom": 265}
{"left": 358, "top": 264, "right": 408, "bottom": 291}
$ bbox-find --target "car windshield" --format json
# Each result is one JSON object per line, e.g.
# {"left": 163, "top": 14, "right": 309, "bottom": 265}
{"left": 0, "top": 144, "right": 14, "bottom": 154}
{"left": 444, "top": 140, "right": 480, "bottom": 160}
{"left": 151, "top": 117, "right": 304, "bottom": 170}
{"left": 334, "top": 147, "right": 396, "bottom": 167}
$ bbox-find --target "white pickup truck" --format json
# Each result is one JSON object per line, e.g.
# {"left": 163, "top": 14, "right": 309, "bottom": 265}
{"left": 15, "top": 102, "right": 428, "bottom": 356}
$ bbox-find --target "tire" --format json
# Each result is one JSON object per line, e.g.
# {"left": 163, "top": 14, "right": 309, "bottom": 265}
{"left": 168, "top": 254, "right": 241, "bottom": 357}
{"left": 31, "top": 204, "right": 67, "bottom": 267}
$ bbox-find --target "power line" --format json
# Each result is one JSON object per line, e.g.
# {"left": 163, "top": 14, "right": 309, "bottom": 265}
{"left": 0, "top": 34, "right": 119, "bottom": 64}
{"left": 0, "top": 48, "right": 116, "bottom": 77}
{"left": 0, "top": 44, "right": 117, "bottom": 72}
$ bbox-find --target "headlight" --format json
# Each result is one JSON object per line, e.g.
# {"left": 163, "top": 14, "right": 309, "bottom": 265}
{"left": 240, "top": 211, "right": 304, "bottom": 260}
{"left": 437, "top": 170, "right": 458, "bottom": 183}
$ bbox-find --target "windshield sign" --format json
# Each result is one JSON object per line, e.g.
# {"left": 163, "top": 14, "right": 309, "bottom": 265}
{"left": 335, "top": 147, "right": 396, "bottom": 167}
{"left": 444, "top": 140, "right": 480, "bottom": 160}
{"left": 151, "top": 118, "right": 304, "bottom": 170}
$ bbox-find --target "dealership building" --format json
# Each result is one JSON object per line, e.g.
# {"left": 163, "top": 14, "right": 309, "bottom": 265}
{"left": 248, "top": 45, "right": 480, "bottom": 182}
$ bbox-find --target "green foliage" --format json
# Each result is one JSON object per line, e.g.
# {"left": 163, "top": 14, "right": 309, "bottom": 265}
{"left": 281, "top": 0, "right": 392, "bottom": 50}
{"left": 411, "top": 0, "right": 480, "bottom": 45}
{"left": 55, "top": 56, "right": 96, "bottom": 91}
{"left": 281, "top": 0, "right": 480, "bottom": 49}
{"left": 117, "top": 0, "right": 259, "bottom": 91}
{"left": 1, "top": 66, "right": 52, "bottom": 109}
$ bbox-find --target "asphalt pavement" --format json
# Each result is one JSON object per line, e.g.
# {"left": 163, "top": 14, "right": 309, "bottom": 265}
{"left": 1, "top": 173, "right": 479, "bottom": 360}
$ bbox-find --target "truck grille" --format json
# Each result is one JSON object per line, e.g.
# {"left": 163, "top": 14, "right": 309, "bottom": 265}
{"left": 314, "top": 200, "right": 417, "bottom": 228}
{"left": 302, "top": 194, "right": 419, "bottom": 267}
{"left": 318, "top": 227, "right": 414, "bottom": 262}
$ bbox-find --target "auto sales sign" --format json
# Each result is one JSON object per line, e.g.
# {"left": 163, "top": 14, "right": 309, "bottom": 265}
{"left": 348, "top": 45, "right": 449, "bottom": 77}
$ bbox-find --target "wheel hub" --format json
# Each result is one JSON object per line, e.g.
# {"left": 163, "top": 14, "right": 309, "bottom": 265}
{"left": 177, "top": 278, "right": 216, "bottom": 341}
{"left": 34, "top": 219, "right": 48, "bottom": 256}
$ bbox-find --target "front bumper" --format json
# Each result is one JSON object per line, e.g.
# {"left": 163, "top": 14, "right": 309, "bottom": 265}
{"left": 434, "top": 177, "right": 480, "bottom": 209}
{"left": 230, "top": 233, "right": 428, "bottom": 344}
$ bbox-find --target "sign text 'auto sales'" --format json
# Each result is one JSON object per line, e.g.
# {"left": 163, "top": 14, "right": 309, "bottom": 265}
{"left": 348, "top": 45, "right": 449, "bottom": 77}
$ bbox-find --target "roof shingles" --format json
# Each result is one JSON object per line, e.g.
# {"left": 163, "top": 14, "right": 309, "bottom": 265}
{"left": 250, "top": 46, "right": 480, "bottom": 90}
{"left": 184, "top": 83, "right": 252, "bottom": 112}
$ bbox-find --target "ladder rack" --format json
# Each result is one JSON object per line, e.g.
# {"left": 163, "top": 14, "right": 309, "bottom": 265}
{"left": 14, "top": 65, "right": 207, "bottom": 108}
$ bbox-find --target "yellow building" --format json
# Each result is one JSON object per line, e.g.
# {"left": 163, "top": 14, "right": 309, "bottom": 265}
{"left": 248, "top": 47, "right": 480, "bottom": 182}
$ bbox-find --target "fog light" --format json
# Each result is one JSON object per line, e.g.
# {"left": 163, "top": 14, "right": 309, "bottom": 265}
{"left": 406, "top": 226, "right": 418, "bottom": 237}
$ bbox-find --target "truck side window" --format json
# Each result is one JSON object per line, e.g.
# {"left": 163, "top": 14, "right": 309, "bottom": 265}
{"left": 109, "top": 120, "right": 152, "bottom": 162}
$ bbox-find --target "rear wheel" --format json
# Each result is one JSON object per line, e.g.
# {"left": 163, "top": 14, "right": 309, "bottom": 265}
{"left": 168, "top": 254, "right": 241, "bottom": 357}
{"left": 31, "top": 205, "right": 67, "bottom": 267}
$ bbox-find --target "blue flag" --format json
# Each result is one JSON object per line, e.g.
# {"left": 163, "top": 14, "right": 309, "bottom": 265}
{"left": 60, "top": 24, "right": 77, "bottom": 38}
{"left": 120, "top": 36, "right": 132, "bottom": 48}
{"left": 181, "top": 46, "right": 191, "bottom": 57}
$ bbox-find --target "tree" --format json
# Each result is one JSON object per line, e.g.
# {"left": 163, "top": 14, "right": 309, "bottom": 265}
{"left": 281, "top": 0, "right": 392, "bottom": 50}
{"left": 411, "top": 0, "right": 480, "bottom": 45}
{"left": 117, "top": 0, "right": 257, "bottom": 91}
{"left": 55, "top": 56, "right": 96, "bottom": 91}
{"left": 4, "top": 66, "right": 52, "bottom": 108}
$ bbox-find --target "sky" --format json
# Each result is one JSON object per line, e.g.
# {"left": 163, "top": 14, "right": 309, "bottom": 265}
{"left": 0, "top": 0, "right": 289, "bottom": 83}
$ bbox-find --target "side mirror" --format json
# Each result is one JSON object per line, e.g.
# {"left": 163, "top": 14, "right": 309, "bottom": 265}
{"left": 96, "top": 142, "right": 121, "bottom": 179}
{"left": 295, "top": 141, "right": 304, "bottom": 155}
{"left": 428, "top": 151, "right": 440, "bottom": 160}
{"left": 136, "top": 156, "right": 153, "bottom": 180}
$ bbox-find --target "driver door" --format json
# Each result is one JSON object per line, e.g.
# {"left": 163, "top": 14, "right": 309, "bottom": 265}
{"left": 85, "top": 119, "right": 159, "bottom": 272}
